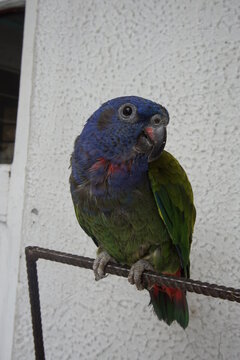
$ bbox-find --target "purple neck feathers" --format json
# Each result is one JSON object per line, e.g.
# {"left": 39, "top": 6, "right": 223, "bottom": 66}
{"left": 71, "top": 151, "right": 149, "bottom": 197}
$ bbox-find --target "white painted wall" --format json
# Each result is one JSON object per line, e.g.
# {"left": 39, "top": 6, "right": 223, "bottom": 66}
{"left": 10, "top": 0, "right": 240, "bottom": 359}
{"left": 0, "top": 165, "right": 10, "bottom": 222}
{"left": 0, "top": 1, "right": 36, "bottom": 359}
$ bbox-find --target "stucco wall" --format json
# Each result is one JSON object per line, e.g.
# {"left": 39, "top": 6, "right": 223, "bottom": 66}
{"left": 12, "top": 0, "right": 240, "bottom": 359}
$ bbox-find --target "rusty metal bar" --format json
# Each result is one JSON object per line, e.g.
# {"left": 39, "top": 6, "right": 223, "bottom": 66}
{"left": 25, "top": 246, "right": 240, "bottom": 359}
{"left": 25, "top": 248, "right": 45, "bottom": 360}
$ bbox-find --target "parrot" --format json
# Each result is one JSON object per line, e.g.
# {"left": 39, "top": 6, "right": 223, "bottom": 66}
{"left": 70, "top": 96, "right": 196, "bottom": 329}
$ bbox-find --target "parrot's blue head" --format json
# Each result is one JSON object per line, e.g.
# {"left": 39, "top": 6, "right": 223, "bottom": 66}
{"left": 71, "top": 96, "right": 169, "bottom": 193}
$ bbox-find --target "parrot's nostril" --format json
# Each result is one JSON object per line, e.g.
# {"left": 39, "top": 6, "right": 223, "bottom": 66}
{"left": 150, "top": 114, "right": 169, "bottom": 127}
{"left": 153, "top": 118, "right": 161, "bottom": 125}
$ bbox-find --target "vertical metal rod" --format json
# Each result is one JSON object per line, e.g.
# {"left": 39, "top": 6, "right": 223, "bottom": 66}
{"left": 25, "top": 248, "right": 45, "bottom": 360}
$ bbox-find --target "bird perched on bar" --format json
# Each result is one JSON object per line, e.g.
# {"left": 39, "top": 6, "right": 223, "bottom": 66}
{"left": 70, "top": 96, "right": 196, "bottom": 329}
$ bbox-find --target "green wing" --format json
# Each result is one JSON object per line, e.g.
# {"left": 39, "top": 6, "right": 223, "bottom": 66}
{"left": 148, "top": 151, "right": 196, "bottom": 276}
{"left": 70, "top": 174, "right": 99, "bottom": 247}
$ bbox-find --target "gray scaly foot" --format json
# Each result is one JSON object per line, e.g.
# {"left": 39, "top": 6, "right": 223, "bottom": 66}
{"left": 128, "top": 259, "right": 154, "bottom": 290}
{"left": 93, "top": 250, "right": 113, "bottom": 281}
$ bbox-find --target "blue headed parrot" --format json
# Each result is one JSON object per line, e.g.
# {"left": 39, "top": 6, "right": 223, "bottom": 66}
{"left": 70, "top": 96, "right": 196, "bottom": 329}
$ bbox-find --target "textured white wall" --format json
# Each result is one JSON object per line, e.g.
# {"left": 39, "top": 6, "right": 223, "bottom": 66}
{"left": 0, "top": 1, "right": 37, "bottom": 359}
{"left": 12, "top": 0, "right": 240, "bottom": 359}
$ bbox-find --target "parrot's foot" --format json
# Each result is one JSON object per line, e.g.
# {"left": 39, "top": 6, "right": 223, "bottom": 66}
{"left": 93, "top": 250, "right": 113, "bottom": 281}
{"left": 128, "top": 259, "right": 154, "bottom": 290}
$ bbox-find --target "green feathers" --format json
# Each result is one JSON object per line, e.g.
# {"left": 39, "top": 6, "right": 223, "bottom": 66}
{"left": 71, "top": 149, "right": 196, "bottom": 328}
{"left": 148, "top": 150, "right": 196, "bottom": 328}
{"left": 148, "top": 150, "right": 196, "bottom": 276}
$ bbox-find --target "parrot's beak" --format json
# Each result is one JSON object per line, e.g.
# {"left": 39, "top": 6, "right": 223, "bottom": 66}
{"left": 134, "top": 123, "right": 167, "bottom": 162}
{"left": 145, "top": 125, "right": 167, "bottom": 162}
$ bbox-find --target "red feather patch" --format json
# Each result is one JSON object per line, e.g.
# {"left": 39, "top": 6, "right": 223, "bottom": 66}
{"left": 156, "top": 268, "right": 183, "bottom": 301}
{"left": 89, "top": 158, "right": 107, "bottom": 172}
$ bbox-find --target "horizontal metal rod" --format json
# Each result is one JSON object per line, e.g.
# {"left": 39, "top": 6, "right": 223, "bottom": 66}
{"left": 26, "top": 246, "right": 240, "bottom": 303}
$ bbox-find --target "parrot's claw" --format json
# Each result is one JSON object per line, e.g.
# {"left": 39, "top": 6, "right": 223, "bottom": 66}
{"left": 128, "top": 259, "right": 154, "bottom": 290}
{"left": 93, "top": 250, "right": 112, "bottom": 281}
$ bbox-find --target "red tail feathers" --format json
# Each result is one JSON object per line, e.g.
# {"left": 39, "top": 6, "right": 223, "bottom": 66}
{"left": 149, "top": 269, "right": 189, "bottom": 329}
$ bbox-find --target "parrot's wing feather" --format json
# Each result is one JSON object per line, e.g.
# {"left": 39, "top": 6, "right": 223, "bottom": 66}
{"left": 70, "top": 174, "right": 99, "bottom": 247}
{"left": 148, "top": 151, "right": 196, "bottom": 276}
{"left": 73, "top": 202, "right": 99, "bottom": 247}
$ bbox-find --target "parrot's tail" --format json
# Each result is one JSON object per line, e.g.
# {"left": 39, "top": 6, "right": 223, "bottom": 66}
{"left": 149, "top": 270, "right": 189, "bottom": 329}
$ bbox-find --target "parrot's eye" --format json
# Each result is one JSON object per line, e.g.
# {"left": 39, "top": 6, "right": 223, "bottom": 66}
{"left": 123, "top": 106, "right": 132, "bottom": 116}
{"left": 118, "top": 103, "right": 137, "bottom": 122}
